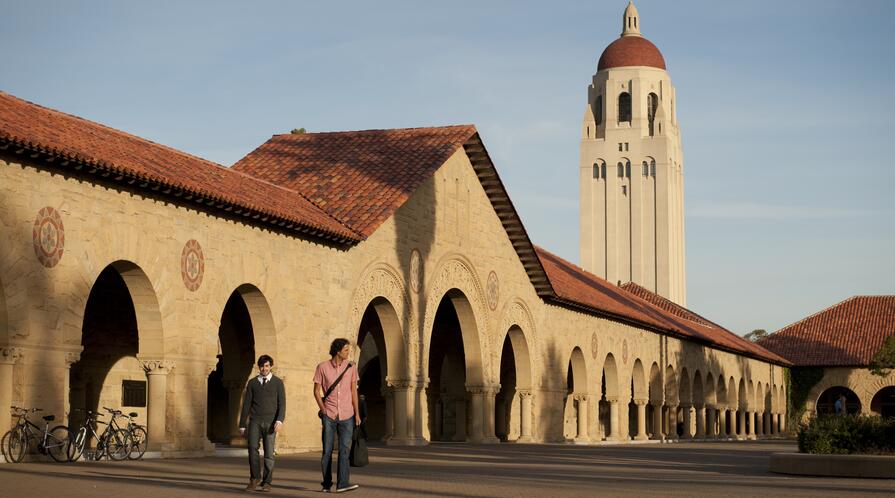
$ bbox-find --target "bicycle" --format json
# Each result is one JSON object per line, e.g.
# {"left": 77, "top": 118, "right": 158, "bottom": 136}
{"left": 69, "top": 408, "right": 131, "bottom": 461}
{"left": 118, "top": 411, "right": 147, "bottom": 460}
{"left": 2, "top": 406, "right": 72, "bottom": 463}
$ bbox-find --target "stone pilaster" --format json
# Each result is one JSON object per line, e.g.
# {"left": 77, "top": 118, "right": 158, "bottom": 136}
{"left": 0, "top": 347, "right": 23, "bottom": 433}
{"left": 634, "top": 398, "right": 649, "bottom": 440}
{"left": 139, "top": 358, "right": 175, "bottom": 452}
{"left": 517, "top": 390, "right": 534, "bottom": 442}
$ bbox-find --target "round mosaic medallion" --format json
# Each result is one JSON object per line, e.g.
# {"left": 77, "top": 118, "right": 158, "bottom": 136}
{"left": 180, "top": 239, "right": 204, "bottom": 291}
{"left": 622, "top": 339, "right": 629, "bottom": 364}
{"left": 591, "top": 332, "right": 599, "bottom": 359}
{"left": 486, "top": 271, "right": 499, "bottom": 311}
{"left": 32, "top": 207, "right": 65, "bottom": 268}
{"left": 409, "top": 249, "right": 421, "bottom": 293}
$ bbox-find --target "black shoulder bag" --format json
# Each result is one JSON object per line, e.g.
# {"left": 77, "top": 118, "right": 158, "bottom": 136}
{"left": 318, "top": 362, "right": 353, "bottom": 420}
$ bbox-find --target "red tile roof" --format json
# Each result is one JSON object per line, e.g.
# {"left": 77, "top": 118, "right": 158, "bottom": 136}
{"left": 598, "top": 35, "right": 666, "bottom": 71}
{"left": 758, "top": 296, "right": 895, "bottom": 366}
{"left": 0, "top": 91, "right": 360, "bottom": 242}
{"left": 536, "top": 246, "right": 788, "bottom": 365}
{"left": 232, "top": 126, "right": 478, "bottom": 237}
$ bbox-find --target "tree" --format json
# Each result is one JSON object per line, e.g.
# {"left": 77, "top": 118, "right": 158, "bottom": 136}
{"left": 869, "top": 336, "right": 895, "bottom": 377}
{"left": 290, "top": 127, "right": 306, "bottom": 134}
{"left": 744, "top": 329, "right": 768, "bottom": 343}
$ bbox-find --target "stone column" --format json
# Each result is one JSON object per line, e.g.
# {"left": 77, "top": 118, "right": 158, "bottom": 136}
{"left": 651, "top": 401, "right": 663, "bottom": 440}
{"left": 634, "top": 399, "right": 648, "bottom": 440}
{"left": 680, "top": 404, "right": 692, "bottom": 439}
{"left": 466, "top": 385, "right": 498, "bottom": 444}
{"left": 518, "top": 390, "right": 534, "bottom": 442}
{"left": 382, "top": 385, "right": 394, "bottom": 442}
{"left": 223, "top": 379, "right": 246, "bottom": 443}
{"left": 747, "top": 411, "right": 756, "bottom": 439}
{"left": 607, "top": 396, "right": 621, "bottom": 441}
{"left": 0, "top": 347, "right": 22, "bottom": 433}
{"left": 386, "top": 378, "right": 428, "bottom": 446}
{"left": 453, "top": 396, "right": 468, "bottom": 442}
{"left": 736, "top": 409, "right": 745, "bottom": 439}
{"left": 726, "top": 409, "right": 735, "bottom": 438}
{"left": 705, "top": 404, "right": 716, "bottom": 438}
{"left": 575, "top": 395, "right": 589, "bottom": 442}
{"left": 61, "top": 352, "right": 81, "bottom": 423}
{"left": 694, "top": 404, "right": 705, "bottom": 438}
{"left": 483, "top": 386, "right": 499, "bottom": 444}
{"left": 666, "top": 403, "right": 678, "bottom": 439}
{"left": 139, "top": 359, "right": 175, "bottom": 452}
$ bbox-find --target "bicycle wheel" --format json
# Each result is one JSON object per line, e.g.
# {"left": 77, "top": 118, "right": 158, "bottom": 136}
{"left": 1, "top": 430, "right": 8, "bottom": 462}
{"left": 128, "top": 426, "right": 147, "bottom": 460}
{"left": 46, "top": 425, "right": 73, "bottom": 463}
{"left": 5, "top": 427, "right": 28, "bottom": 463}
{"left": 69, "top": 427, "right": 87, "bottom": 462}
{"left": 106, "top": 429, "right": 131, "bottom": 461}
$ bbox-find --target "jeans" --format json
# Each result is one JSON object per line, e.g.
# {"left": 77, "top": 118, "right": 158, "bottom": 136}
{"left": 247, "top": 420, "right": 277, "bottom": 484}
{"left": 321, "top": 415, "right": 354, "bottom": 490}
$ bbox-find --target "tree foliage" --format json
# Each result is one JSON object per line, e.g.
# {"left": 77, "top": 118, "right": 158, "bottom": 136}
{"left": 744, "top": 329, "right": 768, "bottom": 342}
{"left": 290, "top": 127, "right": 306, "bottom": 134}
{"left": 869, "top": 335, "right": 895, "bottom": 377}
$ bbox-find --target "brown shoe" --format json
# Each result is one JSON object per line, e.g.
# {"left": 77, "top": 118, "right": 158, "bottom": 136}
{"left": 245, "top": 479, "right": 260, "bottom": 491}
{"left": 260, "top": 483, "right": 272, "bottom": 492}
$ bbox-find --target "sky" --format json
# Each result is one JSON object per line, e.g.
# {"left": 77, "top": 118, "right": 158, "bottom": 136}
{"left": 2, "top": 1, "right": 893, "bottom": 335}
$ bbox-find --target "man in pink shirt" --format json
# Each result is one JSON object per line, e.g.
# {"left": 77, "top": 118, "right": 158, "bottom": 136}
{"left": 313, "top": 338, "right": 361, "bottom": 493}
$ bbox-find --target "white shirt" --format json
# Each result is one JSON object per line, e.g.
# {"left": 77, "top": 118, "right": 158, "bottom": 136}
{"left": 257, "top": 372, "right": 273, "bottom": 384}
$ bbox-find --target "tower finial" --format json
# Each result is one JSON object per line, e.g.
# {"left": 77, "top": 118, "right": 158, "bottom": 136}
{"left": 622, "top": 1, "right": 641, "bottom": 37}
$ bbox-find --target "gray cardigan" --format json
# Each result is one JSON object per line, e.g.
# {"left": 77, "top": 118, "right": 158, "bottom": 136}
{"left": 239, "top": 375, "right": 286, "bottom": 428}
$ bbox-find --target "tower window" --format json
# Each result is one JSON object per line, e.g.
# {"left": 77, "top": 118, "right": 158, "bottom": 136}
{"left": 625, "top": 160, "right": 631, "bottom": 178}
{"left": 593, "top": 162, "right": 600, "bottom": 179}
{"left": 617, "top": 162, "right": 624, "bottom": 178}
{"left": 642, "top": 161, "right": 649, "bottom": 176}
{"left": 648, "top": 93, "right": 659, "bottom": 136}
{"left": 595, "top": 95, "right": 603, "bottom": 126}
{"left": 650, "top": 159, "right": 656, "bottom": 177}
{"left": 621, "top": 185, "right": 627, "bottom": 196}
{"left": 601, "top": 163, "right": 607, "bottom": 179}
{"left": 624, "top": 142, "right": 629, "bottom": 151}
{"left": 618, "top": 92, "right": 631, "bottom": 124}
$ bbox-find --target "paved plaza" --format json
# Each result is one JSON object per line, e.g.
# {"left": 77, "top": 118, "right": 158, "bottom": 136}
{"left": 0, "top": 440, "right": 893, "bottom": 497}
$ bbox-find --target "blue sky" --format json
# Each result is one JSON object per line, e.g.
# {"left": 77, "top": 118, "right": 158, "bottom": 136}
{"left": 2, "top": 1, "right": 893, "bottom": 334}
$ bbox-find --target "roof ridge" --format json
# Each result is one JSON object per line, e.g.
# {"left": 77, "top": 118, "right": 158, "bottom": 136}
{"left": 620, "top": 281, "right": 717, "bottom": 328}
{"left": 0, "top": 91, "right": 224, "bottom": 169}
{"left": 271, "top": 124, "right": 476, "bottom": 138}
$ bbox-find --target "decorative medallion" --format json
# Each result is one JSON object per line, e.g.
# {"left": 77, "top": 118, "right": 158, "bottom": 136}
{"left": 591, "top": 332, "right": 599, "bottom": 359}
{"left": 180, "top": 239, "right": 204, "bottom": 291}
{"left": 486, "top": 271, "right": 499, "bottom": 311}
{"left": 622, "top": 339, "right": 629, "bottom": 364}
{"left": 32, "top": 207, "right": 65, "bottom": 268}
{"left": 409, "top": 249, "right": 421, "bottom": 293}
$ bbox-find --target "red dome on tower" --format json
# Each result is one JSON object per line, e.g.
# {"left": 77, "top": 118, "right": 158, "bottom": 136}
{"left": 597, "top": 35, "right": 666, "bottom": 71}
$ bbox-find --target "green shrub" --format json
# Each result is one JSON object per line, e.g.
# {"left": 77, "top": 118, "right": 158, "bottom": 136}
{"left": 798, "top": 415, "right": 895, "bottom": 455}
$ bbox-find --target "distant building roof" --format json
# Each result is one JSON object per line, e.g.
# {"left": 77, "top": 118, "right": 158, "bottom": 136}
{"left": 759, "top": 296, "right": 895, "bottom": 366}
{"left": 535, "top": 247, "right": 789, "bottom": 365}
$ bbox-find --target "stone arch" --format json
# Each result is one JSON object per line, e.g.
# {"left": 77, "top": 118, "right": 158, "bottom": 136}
{"left": 421, "top": 257, "right": 489, "bottom": 383}
{"left": 568, "top": 347, "right": 588, "bottom": 394}
{"left": 649, "top": 362, "right": 662, "bottom": 402}
{"left": 678, "top": 367, "right": 691, "bottom": 406}
{"left": 496, "top": 298, "right": 537, "bottom": 389}
{"left": 233, "top": 284, "right": 277, "bottom": 360}
{"left": 729, "top": 377, "right": 739, "bottom": 409}
{"left": 349, "top": 263, "right": 410, "bottom": 380}
{"left": 631, "top": 359, "right": 647, "bottom": 400}
{"left": 602, "top": 353, "right": 620, "bottom": 399}
{"left": 870, "top": 385, "right": 895, "bottom": 417}
{"left": 704, "top": 372, "right": 716, "bottom": 406}
{"left": 103, "top": 260, "right": 165, "bottom": 357}
{"left": 664, "top": 365, "right": 677, "bottom": 404}
{"left": 816, "top": 386, "right": 861, "bottom": 415}
{"left": 737, "top": 378, "right": 748, "bottom": 409}
{"left": 692, "top": 371, "right": 704, "bottom": 405}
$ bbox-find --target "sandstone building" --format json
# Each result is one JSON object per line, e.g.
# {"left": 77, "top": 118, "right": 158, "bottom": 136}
{"left": 759, "top": 296, "right": 895, "bottom": 420}
{"left": 0, "top": 3, "right": 789, "bottom": 458}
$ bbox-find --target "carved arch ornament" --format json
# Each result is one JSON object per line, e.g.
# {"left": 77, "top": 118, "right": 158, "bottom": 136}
{"left": 495, "top": 298, "right": 539, "bottom": 382}
{"left": 345, "top": 262, "right": 412, "bottom": 348}
{"left": 419, "top": 257, "right": 490, "bottom": 378}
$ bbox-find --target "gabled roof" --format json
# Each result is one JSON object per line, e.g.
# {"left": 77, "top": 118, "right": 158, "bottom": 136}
{"left": 536, "top": 246, "right": 789, "bottom": 365}
{"left": 232, "top": 126, "right": 478, "bottom": 238}
{"left": 0, "top": 91, "right": 360, "bottom": 243}
{"left": 233, "top": 126, "right": 554, "bottom": 296}
{"left": 758, "top": 296, "right": 895, "bottom": 367}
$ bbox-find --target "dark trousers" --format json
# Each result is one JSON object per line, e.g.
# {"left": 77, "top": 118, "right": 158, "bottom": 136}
{"left": 247, "top": 420, "right": 276, "bottom": 484}
{"left": 321, "top": 415, "right": 354, "bottom": 490}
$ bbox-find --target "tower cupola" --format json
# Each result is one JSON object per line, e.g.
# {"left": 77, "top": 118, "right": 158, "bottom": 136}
{"left": 622, "top": 1, "right": 641, "bottom": 37}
